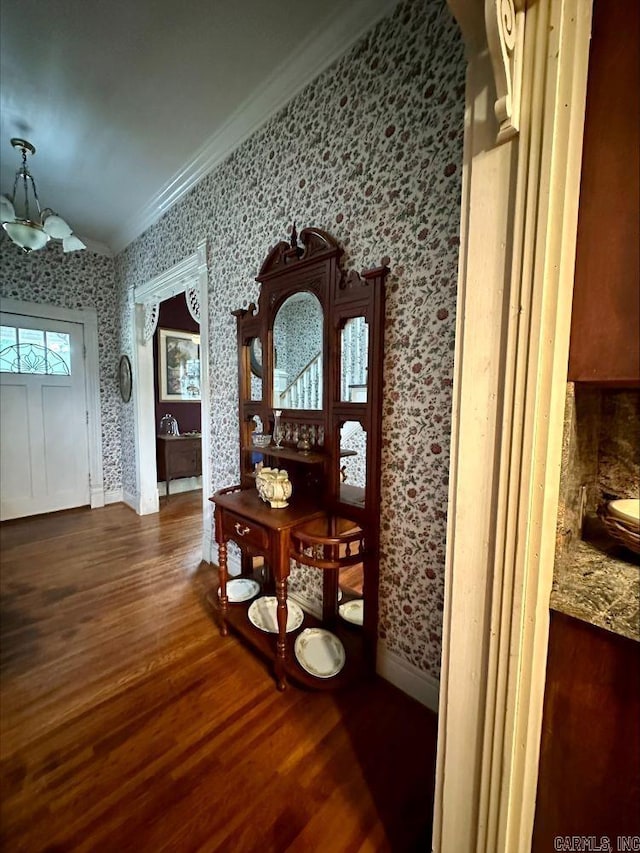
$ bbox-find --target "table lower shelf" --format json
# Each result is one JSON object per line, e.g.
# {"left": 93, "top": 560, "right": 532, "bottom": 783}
{"left": 205, "top": 587, "right": 371, "bottom": 691}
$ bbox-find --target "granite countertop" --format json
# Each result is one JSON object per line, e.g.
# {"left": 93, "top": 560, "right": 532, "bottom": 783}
{"left": 551, "top": 516, "right": 640, "bottom": 642}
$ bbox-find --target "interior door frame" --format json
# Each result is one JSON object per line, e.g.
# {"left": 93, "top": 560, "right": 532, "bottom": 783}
{"left": 130, "top": 241, "right": 212, "bottom": 561}
{"left": 0, "top": 296, "right": 105, "bottom": 508}
{"left": 434, "top": 0, "right": 593, "bottom": 850}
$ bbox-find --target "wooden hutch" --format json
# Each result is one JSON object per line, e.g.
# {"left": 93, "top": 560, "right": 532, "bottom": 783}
{"left": 210, "top": 225, "right": 388, "bottom": 690}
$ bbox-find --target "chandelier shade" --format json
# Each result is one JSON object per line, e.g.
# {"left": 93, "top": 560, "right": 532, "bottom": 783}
{"left": 1, "top": 138, "right": 86, "bottom": 254}
{"left": 3, "top": 218, "right": 50, "bottom": 252}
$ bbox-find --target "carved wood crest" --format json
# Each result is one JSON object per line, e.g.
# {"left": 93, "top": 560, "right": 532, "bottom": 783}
{"left": 258, "top": 224, "right": 341, "bottom": 277}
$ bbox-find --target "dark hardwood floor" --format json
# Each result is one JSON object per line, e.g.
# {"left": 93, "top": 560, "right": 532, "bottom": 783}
{"left": 0, "top": 492, "right": 437, "bottom": 852}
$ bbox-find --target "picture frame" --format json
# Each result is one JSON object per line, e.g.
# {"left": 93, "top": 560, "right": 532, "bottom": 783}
{"left": 158, "top": 328, "right": 201, "bottom": 402}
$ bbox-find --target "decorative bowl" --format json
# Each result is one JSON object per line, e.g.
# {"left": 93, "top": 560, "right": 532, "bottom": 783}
{"left": 255, "top": 467, "right": 292, "bottom": 508}
{"left": 252, "top": 433, "right": 272, "bottom": 448}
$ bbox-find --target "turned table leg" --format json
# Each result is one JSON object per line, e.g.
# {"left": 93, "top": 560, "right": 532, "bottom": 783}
{"left": 275, "top": 576, "right": 288, "bottom": 691}
{"left": 218, "top": 539, "right": 229, "bottom": 637}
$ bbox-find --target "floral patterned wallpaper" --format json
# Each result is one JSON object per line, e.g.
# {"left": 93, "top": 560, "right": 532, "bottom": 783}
{"left": 115, "top": 0, "right": 465, "bottom": 679}
{"left": 0, "top": 241, "right": 122, "bottom": 493}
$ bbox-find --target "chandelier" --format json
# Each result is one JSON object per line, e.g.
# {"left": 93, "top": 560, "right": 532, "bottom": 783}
{"left": 1, "top": 138, "right": 86, "bottom": 253}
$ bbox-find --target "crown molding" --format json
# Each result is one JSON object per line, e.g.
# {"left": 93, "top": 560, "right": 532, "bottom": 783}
{"left": 110, "top": 0, "right": 399, "bottom": 255}
{"left": 82, "top": 236, "right": 113, "bottom": 257}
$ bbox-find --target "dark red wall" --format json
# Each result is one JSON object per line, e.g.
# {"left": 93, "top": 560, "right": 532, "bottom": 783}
{"left": 153, "top": 294, "right": 201, "bottom": 434}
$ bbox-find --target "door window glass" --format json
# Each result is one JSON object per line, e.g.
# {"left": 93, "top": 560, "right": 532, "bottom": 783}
{"left": 0, "top": 325, "right": 71, "bottom": 375}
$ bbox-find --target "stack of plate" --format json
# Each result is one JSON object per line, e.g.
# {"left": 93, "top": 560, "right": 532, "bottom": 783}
{"left": 601, "top": 499, "right": 640, "bottom": 555}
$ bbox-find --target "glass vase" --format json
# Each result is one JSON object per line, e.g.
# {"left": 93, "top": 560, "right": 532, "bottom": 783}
{"left": 273, "top": 409, "right": 283, "bottom": 447}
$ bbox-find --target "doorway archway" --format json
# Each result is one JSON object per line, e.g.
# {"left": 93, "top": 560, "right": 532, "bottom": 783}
{"left": 131, "top": 241, "right": 212, "bottom": 561}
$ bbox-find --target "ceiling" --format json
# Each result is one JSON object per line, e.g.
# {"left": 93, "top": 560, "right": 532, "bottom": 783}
{"left": 0, "top": 0, "right": 397, "bottom": 255}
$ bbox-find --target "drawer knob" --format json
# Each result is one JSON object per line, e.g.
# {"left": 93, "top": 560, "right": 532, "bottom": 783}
{"left": 234, "top": 522, "right": 250, "bottom": 537}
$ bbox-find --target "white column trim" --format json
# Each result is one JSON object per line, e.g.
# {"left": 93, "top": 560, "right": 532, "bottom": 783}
{"left": 0, "top": 296, "right": 105, "bottom": 509}
{"left": 194, "top": 241, "right": 213, "bottom": 565}
{"left": 434, "top": 0, "right": 593, "bottom": 851}
{"left": 131, "top": 301, "right": 160, "bottom": 515}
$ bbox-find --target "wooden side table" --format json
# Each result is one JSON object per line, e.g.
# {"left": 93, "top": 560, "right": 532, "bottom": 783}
{"left": 212, "top": 486, "right": 325, "bottom": 690}
{"left": 156, "top": 434, "right": 201, "bottom": 496}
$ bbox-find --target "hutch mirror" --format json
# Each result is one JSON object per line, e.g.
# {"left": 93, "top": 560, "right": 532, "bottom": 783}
{"left": 272, "top": 291, "right": 323, "bottom": 410}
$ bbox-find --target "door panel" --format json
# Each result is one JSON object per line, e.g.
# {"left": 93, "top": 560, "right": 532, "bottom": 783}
{"left": 0, "top": 312, "right": 89, "bottom": 520}
{"left": 43, "top": 385, "right": 78, "bottom": 487}
{"left": 0, "top": 384, "right": 31, "bottom": 499}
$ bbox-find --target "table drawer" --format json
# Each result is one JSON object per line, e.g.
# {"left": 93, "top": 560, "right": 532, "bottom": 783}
{"left": 222, "top": 511, "right": 269, "bottom": 552}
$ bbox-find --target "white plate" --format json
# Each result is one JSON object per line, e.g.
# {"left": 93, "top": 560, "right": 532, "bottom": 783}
{"left": 338, "top": 599, "right": 364, "bottom": 626}
{"left": 608, "top": 499, "right": 640, "bottom": 528}
{"left": 218, "top": 578, "right": 260, "bottom": 603}
{"left": 247, "top": 596, "right": 304, "bottom": 633}
{"left": 294, "top": 628, "right": 346, "bottom": 678}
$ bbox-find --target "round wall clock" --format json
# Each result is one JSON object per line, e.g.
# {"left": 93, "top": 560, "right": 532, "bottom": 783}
{"left": 118, "top": 354, "right": 132, "bottom": 402}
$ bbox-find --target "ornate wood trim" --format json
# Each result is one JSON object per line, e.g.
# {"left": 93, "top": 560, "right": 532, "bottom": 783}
{"left": 185, "top": 287, "right": 201, "bottom": 324}
{"left": 142, "top": 301, "right": 159, "bottom": 343}
{"left": 485, "top": 0, "right": 526, "bottom": 143}
{"left": 258, "top": 225, "right": 341, "bottom": 277}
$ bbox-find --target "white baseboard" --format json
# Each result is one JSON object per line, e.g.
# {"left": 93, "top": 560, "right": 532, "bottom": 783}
{"left": 90, "top": 486, "right": 106, "bottom": 508}
{"left": 104, "top": 489, "right": 123, "bottom": 505}
{"left": 157, "top": 476, "right": 202, "bottom": 497}
{"left": 376, "top": 640, "right": 440, "bottom": 712}
{"left": 122, "top": 490, "right": 138, "bottom": 512}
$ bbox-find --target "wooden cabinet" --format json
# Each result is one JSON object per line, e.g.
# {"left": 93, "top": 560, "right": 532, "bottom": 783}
{"left": 532, "top": 611, "right": 640, "bottom": 849}
{"left": 568, "top": 0, "right": 639, "bottom": 384}
{"left": 156, "top": 434, "right": 201, "bottom": 495}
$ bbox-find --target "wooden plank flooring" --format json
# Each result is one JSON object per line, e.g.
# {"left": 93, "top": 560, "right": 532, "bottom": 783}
{"left": 0, "top": 493, "right": 437, "bottom": 852}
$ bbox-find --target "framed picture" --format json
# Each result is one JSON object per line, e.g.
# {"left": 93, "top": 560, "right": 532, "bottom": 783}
{"left": 158, "top": 328, "right": 201, "bottom": 402}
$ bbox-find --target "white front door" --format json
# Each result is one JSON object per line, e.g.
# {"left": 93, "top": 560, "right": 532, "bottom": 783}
{"left": 0, "top": 312, "right": 90, "bottom": 520}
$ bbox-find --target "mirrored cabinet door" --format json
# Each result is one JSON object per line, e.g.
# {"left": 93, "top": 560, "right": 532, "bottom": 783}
{"left": 248, "top": 337, "right": 263, "bottom": 401}
{"left": 339, "top": 420, "right": 367, "bottom": 508}
{"left": 340, "top": 316, "right": 369, "bottom": 403}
